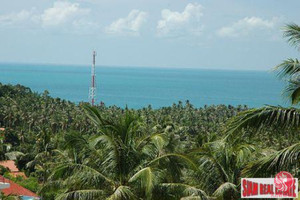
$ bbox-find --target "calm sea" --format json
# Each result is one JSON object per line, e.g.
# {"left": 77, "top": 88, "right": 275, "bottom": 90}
{"left": 0, "top": 63, "right": 284, "bottom": 108}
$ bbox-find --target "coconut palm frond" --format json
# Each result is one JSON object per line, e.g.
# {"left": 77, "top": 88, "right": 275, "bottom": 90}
{"left": 283, "top": 23, "right": 300, "bottom": 48}
{"left": 226, "top": 106, "right": 300, "bottom": 136}
{"left": 180, "top": 197, "right": 201, "bottom": 200}
{"left": 89, "top": 134, "right": 116, "bottom": 152}
{"left": 212, "top": 182, "right": 238, "bottom": 200}
{"left": 39, "top": 180, "right": 65, "bottom": 194}
{"left": 198, "top": 152, "right": 230, "bottom": 186}
{"left": 148, "top": 153, "right": 197, "bottom": 170}
{"left": 48, "top": 163, "right": 80, "bottom": 180}
{"left": 150, "top": 133, "right": 168, "bottom": 151}
{"left": 107, "top": 186, "right": 136, "bottom": 200}
{"left": 48, "top": 163, "right": 114, "bottom": 186}
{"left": 89, "top": 134, "right": 120, "bottom": 174}
{"left": 129, "top": 167, "right": 156, "bottom": 199}
{"left": 55, "top": 189, "right": 105, "bottom": 200}
{"left": 64, "top": 131, "right": 89, "bottom": 151}
{"left": 233, "top": 144, "right": 256, "bottom": 167}
{"left": 243, "top": 142, "right": 300, "bottom": 177}
{"left": 82, "top": 104, "right": 106, "bottom": 128}
{"left": 161, "top": 183, "right": 208, "bottom": 200}
{"left": 75, "top": 169, "right": 115, "bottom": 189}
{"left": 274, "top": 58, "right": 300, "bottom": 79}
{"left": 25, "top": 160, "right": 36, "bottom": 169}
{"left": 5, "top": 151, "right": 24, "bottom": 160}
{"left": 136, "top": 133, "right": 169, "bottom": 157}
{"left": 180, "top": 196, "right": 204, "bottom": 200}
{"left": 183, "top": 186, "right": 209, "bottom": 200}
{"left": 283, "top": 78, "right": 300, "bottom": 104}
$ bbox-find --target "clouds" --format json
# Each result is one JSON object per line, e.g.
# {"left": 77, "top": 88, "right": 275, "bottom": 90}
{"left": 217, "top": 17, "right": 279, "bottom": 37}
{"left": 40, "top": 2, "right": 90, "bottom": 27}
{"left": 156, "top": 3, "right": 203, "bottom": 37}
{"left": 105, "top": 10, "right": 148, "bottom": 36}
{"left": 38, "top": 1, "right": 98, "bottom": 34}
{"left": 0, "top": 1, "right": 281, "bottom": 39}
{"left": 0, "top": 9, "right": 35, "bottom": 27}
{"left": 0, "top": 1, "right": 96, "bottom": 34}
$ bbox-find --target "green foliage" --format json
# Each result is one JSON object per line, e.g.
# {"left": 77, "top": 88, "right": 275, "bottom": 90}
{"left": 283, "top": 23, "right": 300, "bottom": 48}
{"left": 0, "top": 165, "right": 9, "bottom": 175}
{"left": 0, "top": 193, "right": 21, "bottom": 200}
{"left": 226, "top": 23, "right": 300, "bottom": 183}
{"left": 0, "top": 82, "right": 247, "bottom": 199}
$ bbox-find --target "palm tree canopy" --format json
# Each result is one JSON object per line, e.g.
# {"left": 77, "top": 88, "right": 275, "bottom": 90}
{"left": 243, "top": 142, "right": 300, "bottom": 177}
{"left": 226, "top": 105, "right": 300, "bottom": 136}
{"left": 283, "top": 23, "right": 300, "bottom": 48}
{"left": 274, "top": 24, "right": 300, "bottom": 104}
{"left": 224, "top": 23, "right": 300, "bottom": 186}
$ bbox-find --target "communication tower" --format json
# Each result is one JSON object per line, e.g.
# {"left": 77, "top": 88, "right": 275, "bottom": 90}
{"left": 89, "top": 51, "right": 97, "bottom": 105}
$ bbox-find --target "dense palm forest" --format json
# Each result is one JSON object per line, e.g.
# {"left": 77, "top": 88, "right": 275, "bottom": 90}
{"left": 0, "top": 24, "right": 300, "bottom": 199}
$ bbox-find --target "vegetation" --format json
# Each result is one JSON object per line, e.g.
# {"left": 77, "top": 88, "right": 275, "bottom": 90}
{"left": 0, "top": 23, "right": 299, "bottom": 199}
{"left": 226, "top": 23, "right": 300, "bottom": 178}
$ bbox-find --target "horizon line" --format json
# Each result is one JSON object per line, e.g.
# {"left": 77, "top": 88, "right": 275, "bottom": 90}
{"left": 0, "top": 61, "right": 270, "bottom": 72}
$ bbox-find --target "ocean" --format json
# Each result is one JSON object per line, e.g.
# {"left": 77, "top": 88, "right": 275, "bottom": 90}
{"left": 0, "top": 63, "right": 284, "bottom": 108}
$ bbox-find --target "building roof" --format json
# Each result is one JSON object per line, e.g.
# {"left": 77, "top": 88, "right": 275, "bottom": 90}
{"left": 0, "top": 175, "right": 39, "bottom": 198}
{"left": 0, "top": 128, "right": 4, "bottom": 131}
{"left": 0, "top": 160, "right": 27, "bottom": 178}
{"left": 0, "top": 160, "right": 19, "bottom": 172}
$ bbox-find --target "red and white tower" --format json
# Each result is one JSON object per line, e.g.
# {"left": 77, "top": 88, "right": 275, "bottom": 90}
{"left": 89, "top": 51, "right": 97, "bottom": 106}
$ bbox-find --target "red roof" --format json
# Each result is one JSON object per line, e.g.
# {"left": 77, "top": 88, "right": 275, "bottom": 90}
{"left": 0, "top": 175, "right": 39, "bottom": 197}
{"left": 0, "top": 160, "right": 27, "bottom": 178}
{"left": 0, "top": 160, "right": 19, "bottom": 172}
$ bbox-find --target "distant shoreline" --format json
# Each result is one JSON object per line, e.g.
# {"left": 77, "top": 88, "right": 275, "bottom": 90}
{"left": 0, "top": 62, "right": 269, "bottom": 72}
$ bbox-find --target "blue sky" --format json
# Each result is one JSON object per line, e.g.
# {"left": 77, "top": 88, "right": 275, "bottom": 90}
{"left": 0, "top": 0, "right": 299, "bottom": 70}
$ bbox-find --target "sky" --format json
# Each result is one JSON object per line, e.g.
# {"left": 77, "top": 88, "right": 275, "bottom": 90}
{"left": 0, "top": 0, "right": 300, "bottom": 70}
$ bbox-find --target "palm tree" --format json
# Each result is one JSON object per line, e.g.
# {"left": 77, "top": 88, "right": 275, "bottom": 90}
{"left": 226, "top": 23, "right": 300, "bottom": 176}
{"left": 43, "top": 105, "right": 203, "bottom": 200}
{"left": 188, "top": 138, "right": 257, "bottom": 200}
{"left": 0, "top": 193, "right": 22, "bottom": 200}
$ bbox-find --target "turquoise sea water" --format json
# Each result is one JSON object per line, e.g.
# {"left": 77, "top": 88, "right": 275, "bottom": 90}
{"left": 0, "top": 63, "right": 284, "bottom": 108}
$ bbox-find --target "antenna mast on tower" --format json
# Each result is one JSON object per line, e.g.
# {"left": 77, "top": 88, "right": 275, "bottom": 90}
{"left": 89, "top": 51, "right": 97, "bottom": 105}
